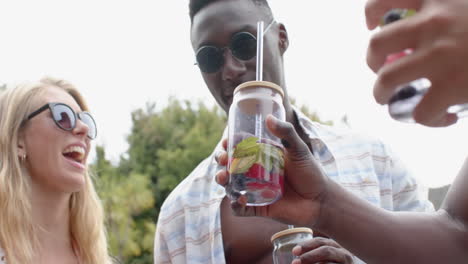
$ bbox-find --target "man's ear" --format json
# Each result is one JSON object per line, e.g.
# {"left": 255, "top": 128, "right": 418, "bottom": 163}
{"left": 278, "top": 23, "right": 289, "bottom": 55}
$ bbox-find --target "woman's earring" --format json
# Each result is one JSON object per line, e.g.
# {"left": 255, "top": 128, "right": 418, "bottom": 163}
{"left": 20, "top": 154, "right": 27, "bottom": 162}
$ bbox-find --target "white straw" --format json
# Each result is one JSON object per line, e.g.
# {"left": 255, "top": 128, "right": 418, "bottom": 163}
{"left": 256, "top": 21, "right": 264, "bottom": 81}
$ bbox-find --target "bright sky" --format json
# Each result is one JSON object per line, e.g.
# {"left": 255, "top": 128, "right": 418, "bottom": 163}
{"left": 1, "top": 0, "right": 467, "bottom": 188}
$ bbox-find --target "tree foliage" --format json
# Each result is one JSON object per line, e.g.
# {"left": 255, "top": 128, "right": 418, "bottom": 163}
{"left": 125, "top": 97, "right": 227, "bottom": 216}
{"left": 93, "top": 97, "right": 226, "bottom": 263}
{"left": 92, "top": 146, "right": 155, "bottom": 263}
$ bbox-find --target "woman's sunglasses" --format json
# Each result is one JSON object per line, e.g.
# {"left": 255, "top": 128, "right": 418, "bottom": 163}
{"left": 195, "top": 19, "right": 275, "bottom": 73}
{"left": 27, "top": 102, "right": 97, "bottom": 140}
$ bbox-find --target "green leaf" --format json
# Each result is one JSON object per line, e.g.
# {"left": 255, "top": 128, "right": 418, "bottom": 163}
{"left": 257, "top": 143, "right": 284, "bottom": 172}
{"left": 233, "top": 137, "right": 260, "bottom": 158}
{"left": 229, "top": 154, "right": 257, "bottom": 174}
{"left": 230, "top": 138, "right": 285, "bottom": 174}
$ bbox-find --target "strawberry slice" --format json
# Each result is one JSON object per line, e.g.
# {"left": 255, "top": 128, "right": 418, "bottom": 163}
{"left": 245, "top": 163, "right": 268, "bottom": 180}
{"left": 270, "top": 172, "right": 283, "bottom": 189}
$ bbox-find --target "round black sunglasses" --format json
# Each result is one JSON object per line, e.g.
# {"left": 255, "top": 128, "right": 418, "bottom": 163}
{"left": 195, "top": 19, "right": 275, "bottom": 73}
{"left": 27, "top": 102, "right": 97, "bottom": 140}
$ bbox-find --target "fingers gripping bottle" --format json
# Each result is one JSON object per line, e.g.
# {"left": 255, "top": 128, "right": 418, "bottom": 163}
{"left": 227, "top": 80, "right": 286, "bottom": 206}
{"left": 382, "top": 9, "right": 468, "bottom": 121}
{"left": 380, "top": 9, "right": 430, "bottom": 122}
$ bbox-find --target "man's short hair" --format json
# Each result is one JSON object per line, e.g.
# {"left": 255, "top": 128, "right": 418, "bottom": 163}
{"left": 189, "top": 0, "right": 272, "bottom": 22}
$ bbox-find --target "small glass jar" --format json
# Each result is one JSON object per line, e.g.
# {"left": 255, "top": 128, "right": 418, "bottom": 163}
{"left": 271, "top": 227, "right": 314, "bottom": 264}
{"left": 227, "top": 80, "right": 286, "bottom": 206}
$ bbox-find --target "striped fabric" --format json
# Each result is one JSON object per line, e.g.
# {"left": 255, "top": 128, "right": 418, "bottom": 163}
{"left": 154, "top": 108, "right": 434, "bottom": 264}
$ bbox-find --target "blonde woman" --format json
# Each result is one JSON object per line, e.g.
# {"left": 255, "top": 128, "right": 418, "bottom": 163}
{"left": 0, "top": 77, "right": 112, "bottom": 264}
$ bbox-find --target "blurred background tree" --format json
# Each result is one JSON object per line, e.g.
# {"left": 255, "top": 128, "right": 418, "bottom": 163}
{"left": 91, "top": 97, "right": 333, "bottom": 263}
{"left": 92, "top": 146, "right": 155, "bottom": 263}
{"left": 92, "top": 98, "right": 226, "bottom": 263}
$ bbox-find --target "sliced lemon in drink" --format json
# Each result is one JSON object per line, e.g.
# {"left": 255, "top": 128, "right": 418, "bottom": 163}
{"left": 229, "top": 155, "right": 257, "bottom": 174}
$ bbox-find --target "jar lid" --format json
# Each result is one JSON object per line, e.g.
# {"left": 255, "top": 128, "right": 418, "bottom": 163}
{"left": 234, "top": 81, "right": 284, "bottom": 98}
{"left": 271, "top": 227, "right": 313, "bottom": 242}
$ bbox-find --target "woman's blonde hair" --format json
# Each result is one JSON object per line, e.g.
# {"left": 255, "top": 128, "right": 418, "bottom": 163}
{"left": 0, "top": 77, "right": 112, "bottom": 264}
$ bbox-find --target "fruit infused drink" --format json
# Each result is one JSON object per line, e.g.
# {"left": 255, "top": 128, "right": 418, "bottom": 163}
{"left": 228, "top": 136, "right": 285, "bottom": 205}
{"left": 227, "top": 80, "right": 286, "bottom": 206}
{"left": 226, "top": 21, "right": 286, "bottom": 205}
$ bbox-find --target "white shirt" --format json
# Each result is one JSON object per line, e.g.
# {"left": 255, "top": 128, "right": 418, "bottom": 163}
{"left": 154, "top": 109, "right": 434, "bottom": 264}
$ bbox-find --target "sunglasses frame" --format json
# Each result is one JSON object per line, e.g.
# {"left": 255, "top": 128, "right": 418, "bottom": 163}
{"left": 195, "top": 19, "right": 276, "bottom": 73}
{"left": 27, "top": 102, "right": 97, "bottom": 139}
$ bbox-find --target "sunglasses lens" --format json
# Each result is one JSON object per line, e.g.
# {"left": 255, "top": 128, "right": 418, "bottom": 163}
{"left": 231, "top": 32, "right": 257, "bottom": 61}
{"left": 52, "top": 104, "right": 75, "bottom": 130}
{"left": 80, "top": 113, "right": 97, "bottom": 139}
{"left": 196, "top": 46, "right": 224, "bottom": 73}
